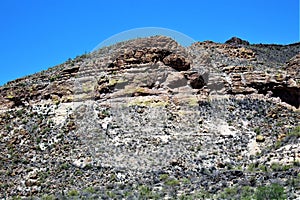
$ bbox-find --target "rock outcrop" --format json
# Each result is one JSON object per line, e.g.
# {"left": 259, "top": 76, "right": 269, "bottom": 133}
{"left": 225, "top": 36, "right": 250, "bottom": 45}
{"left": 0, "top": 36, "right": 299, "bottom": 199}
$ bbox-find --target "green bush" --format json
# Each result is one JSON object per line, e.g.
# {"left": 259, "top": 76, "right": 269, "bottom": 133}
{"left": 165, "top": 178, "right": 180, "bottom": 186}
{"left": 159, "top": 173, "right": 169, "bottom": 181}
{"left": 41, "top": 194, "right": 55, "bottom": 200}
{"left": 255, "top": 184, "right": 286, "bottom": 200}
{"left": 219, "top": 187, "right": 238, "bottom": 199}
{"left": 240, "top": 186, "right": 254, "bottom": 200}
{"left": 138, "top": 185, "right": 159, "bottom": 199}
{"left": 83, "top": 186, "right": 96, "bottom": 193}
{"left": 68, "top": 189, "right": 79, "bottom": 197}
{"left": 254, "top": 127, "right": 261, "bottom": 134}
{"left": 288, "top": 126, "right": 300, "bottom": 137}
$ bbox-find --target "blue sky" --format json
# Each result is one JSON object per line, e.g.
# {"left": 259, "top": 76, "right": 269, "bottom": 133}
{"left": 0, "top": 0, "right": 299, "bottom": 86}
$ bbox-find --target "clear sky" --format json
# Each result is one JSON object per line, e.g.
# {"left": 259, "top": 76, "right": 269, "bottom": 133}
{"left": 0, "top": 0, "right": 299, "bottom": 86}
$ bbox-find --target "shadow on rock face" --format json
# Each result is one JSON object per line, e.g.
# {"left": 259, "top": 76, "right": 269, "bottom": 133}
{"left": 272, "top": 87, "right": 300, "bottom": 108}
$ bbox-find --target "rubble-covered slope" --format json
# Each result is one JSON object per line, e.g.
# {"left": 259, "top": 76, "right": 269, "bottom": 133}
{"left": 0, "top": 36, "right": 299, "bottom": 199}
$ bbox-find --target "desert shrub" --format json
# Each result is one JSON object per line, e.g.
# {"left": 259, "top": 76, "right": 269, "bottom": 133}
{"left": 255, "top": 183, "right": 286, "bottom": 200}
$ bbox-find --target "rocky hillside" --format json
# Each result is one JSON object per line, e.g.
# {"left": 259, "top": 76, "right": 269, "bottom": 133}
{"left": 0, "top": 36, "right": 299, "bottom": 199}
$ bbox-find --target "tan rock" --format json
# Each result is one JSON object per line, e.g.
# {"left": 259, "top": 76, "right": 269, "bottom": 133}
{"left": 256, "top": 135, "right": 265, "bottom": 142}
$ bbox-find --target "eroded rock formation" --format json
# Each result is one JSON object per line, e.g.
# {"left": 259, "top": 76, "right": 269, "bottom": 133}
{"left": 0, "top": 36, "right": 299, "bottom": 199}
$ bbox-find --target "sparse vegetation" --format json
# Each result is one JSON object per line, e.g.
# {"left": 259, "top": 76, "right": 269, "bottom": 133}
{"left": 60, "top": 163, "right": 70, "bottom": 170}
{"left": 83, "top": 186, "right": 96, "bottom": 194}
{"left": 41, "top": 194, "right": 55, "bottom": 200}
{"left": 159, "top": 174, "right": 169, "bottom": 181}
{"left": 49, "top": 75, "right": 61, "bottom": 82}
{"left": 138, "top": 185, "right": 156, "bottom": 198}
{"left": 219, "top": 187, "right": 239, "bottom": 199}
{"left": 287, "top": 125, "right": 300, "bottom": 138}
{"left": 247, "top": 162, "right": 295, "bottom": 173}
{"left": 106, "top": 191, "right": 116, "bottom": 198}
{"left": 255, "top": 183, "right": 286, "bottom": 200}
{"left": 68, "top": 189, "right": 79, "bottom": 197}
{"left": 270, "top": 162, "right": 292, "bottom": 171}
{"left": 216, "top": 184, "right": 286, "bottom": 200}
{"left": 274, "top": 125, "right": 300, "bottom": 149}
{"left": 0, "top": 36, "right": 299, "bottom": 199}
{"left": 165, "top": 178, "right": 180, "bottom": 186}
{"left": 254, "top": 127, "right": 261, "bottom": 134}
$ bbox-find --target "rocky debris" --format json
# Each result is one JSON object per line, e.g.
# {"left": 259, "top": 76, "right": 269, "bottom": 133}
{"left": 72, "top": 157, "right": 92, "bottom": 169}
{"left": 0, "top": 36, "right": 299, "bottom": 199}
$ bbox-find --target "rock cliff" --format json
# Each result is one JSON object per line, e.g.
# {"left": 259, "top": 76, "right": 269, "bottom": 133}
{"left": 0, "top": 36, "right": 299, "bottom": 199}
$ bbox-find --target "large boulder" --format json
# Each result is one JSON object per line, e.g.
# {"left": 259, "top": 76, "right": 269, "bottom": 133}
{"left": 163, "top": 54, "right": 191, "bottom": 71}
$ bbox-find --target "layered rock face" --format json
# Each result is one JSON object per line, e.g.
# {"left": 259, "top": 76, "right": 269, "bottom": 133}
{"left": 0, "top": 36, "right": 299, "bottom": 199}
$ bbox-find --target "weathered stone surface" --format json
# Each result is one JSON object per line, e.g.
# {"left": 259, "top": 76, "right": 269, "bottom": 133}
{"left": 163, "top": 54, "right": 191, "bottom": 71}
{"left": 220, "top": 65, "right": 300, "bottom": 108}
{"left": 256, "top": 135, "right": 265, "bottom": 142}
{"left": 163, "top": 72, "right": 187, "bottom": 89}
{"left": 0, "top": 36, "right": 299, "bottom": 199}
{"left": 285, "top": 53, "right": 300, "bottom": 78}
{"left": 185, "top": 72, "right": 208, "bottom": 89}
